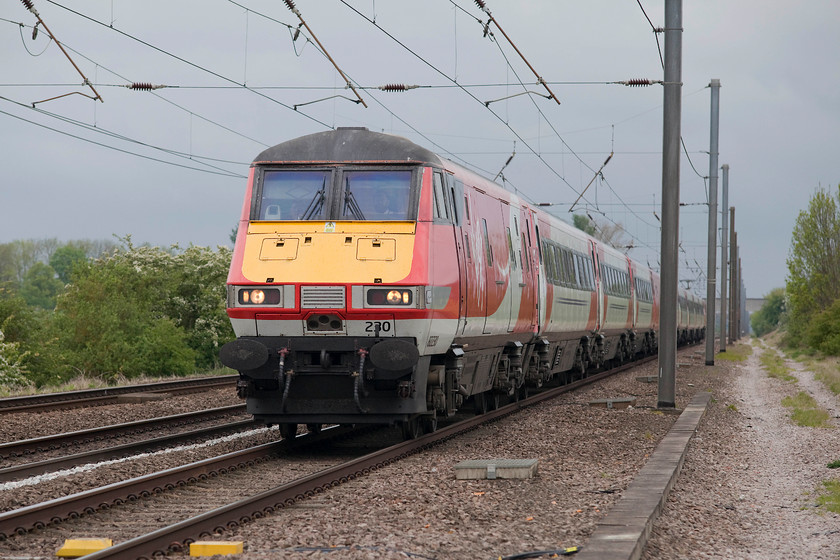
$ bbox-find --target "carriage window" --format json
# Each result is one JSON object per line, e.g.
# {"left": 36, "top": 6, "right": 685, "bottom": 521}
{"left": 521, "top": 235, "right": 529, "bottom": 272}
{"left": 432, "top": 173, "right": 449, "bottom": 221}
{"left": 506, "top": 228, "right": 516, "bottom": 270}
{"left": 564, "top": 250, "right": 576, "bottom": 286}
{"left": 258, "top": 170, "right": 330, "bottom": 220}
{"left": 341, "top": 170, "right": 413, "bottom": 220}
{"left": 482, "top": 219, "right": 493, "bottom": 265}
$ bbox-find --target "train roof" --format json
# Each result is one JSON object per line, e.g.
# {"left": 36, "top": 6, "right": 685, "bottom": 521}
{"left": 253, "top": 128, "right": 443, "bottom": 166}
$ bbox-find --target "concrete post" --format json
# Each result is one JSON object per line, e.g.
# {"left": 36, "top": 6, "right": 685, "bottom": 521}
{"left": 704, "top": 80, "right": 720, "bottom": 365}
{"left": 720, "top": 165, "right": 729, "bottom": 352}
{"left": 658, "top": 0, "right": 683, "bottom": 409}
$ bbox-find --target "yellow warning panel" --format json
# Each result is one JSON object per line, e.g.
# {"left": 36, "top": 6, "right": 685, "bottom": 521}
{"left": 190, "top": 541, "right": 244, "bottom": 556}
{"left": 56, "top": 538, "right": 113, "bottom": 557}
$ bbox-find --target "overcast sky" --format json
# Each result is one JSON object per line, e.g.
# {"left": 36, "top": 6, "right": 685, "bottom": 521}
{"left": 2, "top": 1, "right": 839, "bottom": 299}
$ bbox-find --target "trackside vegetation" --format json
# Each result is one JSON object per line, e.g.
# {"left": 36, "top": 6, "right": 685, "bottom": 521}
{"left": 816, "top": 480, "right": 840, "bottom": 514}
{"left": 759, "top": 349, "right": 797, "bottom": 382}
{"left": 780, "top": 391, "right": 831, "bottom": 428}
{"left": 715, "top": 343, "right": 751, "bottom": 362}
{"left": 785, "top": 185, "right": 840, "bottom": 350}
{"left": 749, "top": 184, "right": 840, "bottom": 397}
{"left": 0, "top": 237, "right": 233, "bottom": 392}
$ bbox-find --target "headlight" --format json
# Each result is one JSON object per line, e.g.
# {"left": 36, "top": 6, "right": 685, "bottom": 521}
{"left": 238, "top": 288, "right": 281, "bottom": 305}
{"left": 367, "top": 288, "right": 413, "bottom": 306}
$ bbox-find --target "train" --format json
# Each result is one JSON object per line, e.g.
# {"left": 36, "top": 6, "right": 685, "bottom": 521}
{"left": 219, "top": 128, "right": 705, "bottom": 439}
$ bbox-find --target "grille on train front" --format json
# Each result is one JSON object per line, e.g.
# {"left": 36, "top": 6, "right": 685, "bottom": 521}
{"left": 300, "top": 286, "right": 346, "bottom": 309}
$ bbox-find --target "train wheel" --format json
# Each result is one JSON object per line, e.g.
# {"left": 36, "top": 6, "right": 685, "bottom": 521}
{"left": 488, "top": 392, "right": 503, "bottom": 410}
{"left": 279, "top": 423, "right": 298, "bottom": 441}
{"left": 306, "top": 423, "right": 322, "bottom": 434}
{"left": 400, "top": 417, "right": 422, "bottom": 440}
{"left": 474, "top": 393, "right": 489, "bottom": 415}
{"left": 422, "top": 414, "right": 438, "bottom": 434}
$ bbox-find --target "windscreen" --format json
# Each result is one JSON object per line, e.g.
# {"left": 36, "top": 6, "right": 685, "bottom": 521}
{"left": 340, "top": 170, "right": 413, "bottom": 221}
{"left": 257, "top": 170, "right": 329, "bottom": 220}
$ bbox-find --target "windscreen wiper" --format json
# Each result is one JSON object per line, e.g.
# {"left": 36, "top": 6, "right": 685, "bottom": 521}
{"left": 343, "top": 187, "right": 366, "bottom": 220}
{"left": 302, "top": 182, "right": 325, "bottom": 220}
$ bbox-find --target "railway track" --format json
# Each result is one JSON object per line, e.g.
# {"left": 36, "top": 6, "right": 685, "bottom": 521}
{"left": 0, "top": 357, "right": 645, "bottom": 559}
{"left": 0, "top": 404, "right": 247, "bottom": 460}
{"left": 0, "top": 375, "right": 238, "bottom": 414}
{"left": 0, "top": 416, "right": 257, "bottom": 483}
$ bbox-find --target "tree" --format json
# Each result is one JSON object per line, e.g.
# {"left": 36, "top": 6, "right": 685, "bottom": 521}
{"left": 751, "top": 288, "right": 785, "bottom": 337}
{"left": 0, "top": 330, "right": 30, "bottom": 390}
{"left": 786, "top": 186, "right": 840, "bottom": 344}
{"left": 51, "top": 239, "right": 234, "bottom": 380}
{"left": 19, "top": 262, "right": 63, "bottom": 309}
{"left": 572, "top": 213, "right": 629, "bottom": 249}
{"left": 572, "top": 214, "right": 596, "bottom": 236}
{"left": 50, "top": 245, "right": 88, "bottom": 284}
{"left": 53, "top": 251, "right": 197, "bottom": 379}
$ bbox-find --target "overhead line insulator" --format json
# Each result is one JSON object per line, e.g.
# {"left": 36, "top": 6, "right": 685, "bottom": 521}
{"left": 377, "top": 84, "right": 418, "bottom": 92}
{"left": 619, "top": 79, "right": 662, "bottom": 87}
{"left": 283, "top": 0, "right": 301, "bottom": 17}
{"left": 126, "top": 82, "right": 166, "bottom": 91}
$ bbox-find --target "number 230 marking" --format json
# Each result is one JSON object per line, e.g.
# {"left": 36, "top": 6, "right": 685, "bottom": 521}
{"left": 365, "top": 321, "right": 392, "bottom": 333}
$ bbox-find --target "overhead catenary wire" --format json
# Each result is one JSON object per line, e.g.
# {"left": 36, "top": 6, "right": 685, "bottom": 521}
{"left": 635, "top": 0, "right": 665, "bottom": 69}
{"left": 339, "top": 0, "right": 586, "bottom": 203}
{"left": 281, "top": 0, "right": 367, "bottom": 108}
{"left": 19, "top": 0, "right": 102, "bottom": 105}
{"left": 337, "top": 0, "right": 666, "bottom": 250}
{"left": 61, "top": 42, "right": 272, "bottom": 150}
{"left": 42, "top": 0, "right": 336, "bottom": 131}
{"left": 471, "top": 0, "right": 561, "bottom": 105}
{"left": 0, "top": 105, "right": 246, "bottom": 178}
{"left": 478, "top": 13, "right": 660, "bottom": 238}
{"left": 16, "top": 17, "right": 52, "bottom": 56}
{"left": 0, "top": 95, "right": 248, "bottom": 176}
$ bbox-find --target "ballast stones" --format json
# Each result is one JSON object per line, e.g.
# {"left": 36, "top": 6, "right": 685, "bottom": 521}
{"left": 588, "top": 397, "right": 637, "bottom": 409}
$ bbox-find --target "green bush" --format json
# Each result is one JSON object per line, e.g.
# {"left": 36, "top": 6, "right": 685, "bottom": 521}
{"left": 0, "top": 330, "right": 31, "bottom": 390}
{"left": 47, "top": 239, "right": 233, "bottom": 382}
{"left": 751, "top": 288, "right": 785, "bottom": 337}
{"left": 805, "top": 299, "right": 840, "bottom": 355}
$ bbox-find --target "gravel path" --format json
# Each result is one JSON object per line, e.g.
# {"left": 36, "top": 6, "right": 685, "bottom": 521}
{"left": 644, "top": 341, "right": 840, "bottom": 560}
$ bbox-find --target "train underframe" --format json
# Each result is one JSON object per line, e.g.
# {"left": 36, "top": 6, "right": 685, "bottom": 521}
{"left": 225, "top": 326, "right": 673, "bottom": 439}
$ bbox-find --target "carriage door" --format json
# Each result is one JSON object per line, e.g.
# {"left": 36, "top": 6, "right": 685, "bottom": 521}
{"left": 446, "top": 174, "right": 468, "bottom": 335}
{"left": 590, "top": 240, "right": 603, "bottom": 332}
{"left": 520, "top": 210, "right": 539, "bottom": 333}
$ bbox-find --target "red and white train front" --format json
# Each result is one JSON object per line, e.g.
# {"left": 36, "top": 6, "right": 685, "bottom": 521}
{"left": 220, "top": 128, "right": 465, "bottom": 436}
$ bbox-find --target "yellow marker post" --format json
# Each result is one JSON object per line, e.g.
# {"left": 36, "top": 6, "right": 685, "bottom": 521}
{"left": 56, "top": 538, "right": 113, "bottom": 557}
{"left": 190, "top": 541, "right": 245, "bottom": 557}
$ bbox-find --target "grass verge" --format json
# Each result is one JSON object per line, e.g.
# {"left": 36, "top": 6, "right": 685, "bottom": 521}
{"left": 716, "top": 343, "right": 752, "bottom": 362}
{"left": 781, "top": 391, "right": 832, "bottom": 428}
{"left": 799, "top": 357, "right": 840, "bottom": 396}
{"left": 0, "top": 366, "right": 236, "bottom": 398}
{"left": 817, "top": 479, "right": 840, "bottom": 513}
{"left": 760, "top": 349, "right": 797, "bottom": 382}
